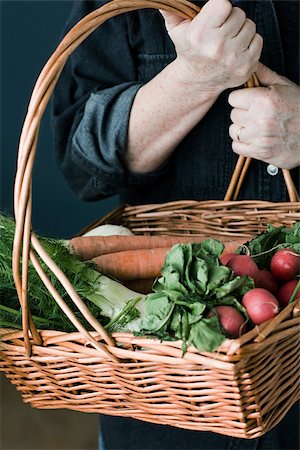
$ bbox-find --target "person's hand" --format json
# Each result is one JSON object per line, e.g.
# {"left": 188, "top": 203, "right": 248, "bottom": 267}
{"left": 228, "top": 63, "right": 300, "bottom": 169}
{"left": 160, "top": 0, "right": 263, "bottom": 93}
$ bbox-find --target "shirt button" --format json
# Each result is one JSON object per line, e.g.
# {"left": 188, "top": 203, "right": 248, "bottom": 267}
{"left": 267, "top": 164, "right": 279, "bottom": 176}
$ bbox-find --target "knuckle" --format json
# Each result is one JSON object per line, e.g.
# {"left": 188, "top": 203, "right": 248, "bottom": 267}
{"left": 232, "top": 141, "right": 244, "bottom": 155}
{"left": 263, "top": 93, "right": 276, "bottom": 111}
{"left": 255, "top": 33, "right": 264, "bottom": 46}
{"left": 226, "top": 52, "right": 238, "bottom": 68}
{"left": 229, "top": 123, "right": 235, "bottom": 137}
{"left": 206, "top": 42, "right": 224, "bottom": 60}
{"left": 246, "top": 18, "right": 256, "bottom": 33}
{"left": 230, "top": 108, "right": 239, "bottom": 123}
{"left": 232, "top": 141, "right": 239, "bottom": 152}
{"left": 235, "top": 7, "right": 246, "bottom": 22}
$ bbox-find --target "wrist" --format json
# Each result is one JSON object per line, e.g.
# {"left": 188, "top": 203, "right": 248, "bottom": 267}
{"left": 170, "top": 57, "right": 224, "bottom": 99}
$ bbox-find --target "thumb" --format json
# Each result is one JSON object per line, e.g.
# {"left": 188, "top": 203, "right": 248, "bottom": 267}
{"left": 159, "top": 10, "right": 187, "bottom": 32}
{"left": 255, "top": 62, "right": 288, "bottom": 86}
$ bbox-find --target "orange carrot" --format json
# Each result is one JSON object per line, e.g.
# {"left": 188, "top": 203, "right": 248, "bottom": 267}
{"left": 91, "top": 239, "right": 244, "bottom": 282}
{"left": 69, "top": 235, "right": 208, "bottom": 261}
{"left": 70, "top": 234, "right": 244, "bottom": 261}
{"left": 92, "top": 247, "right": 170, "bottom": 281}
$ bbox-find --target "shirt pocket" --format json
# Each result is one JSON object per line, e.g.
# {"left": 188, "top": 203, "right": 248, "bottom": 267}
{"left": 137, "top": 53, "right": 176, "bottom": 83}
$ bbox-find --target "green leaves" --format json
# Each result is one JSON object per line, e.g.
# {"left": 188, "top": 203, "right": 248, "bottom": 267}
{"left": 246, "top": 222, "right": 300, "bottom": 269}
{"left": 140, "top": 293, "right": 174, "bottom": 332}
{"left": 189, "top": 317, "right": 225, "bottom": 353}
{"left": 141, "top": 239, "right": 251, "bottom": 353}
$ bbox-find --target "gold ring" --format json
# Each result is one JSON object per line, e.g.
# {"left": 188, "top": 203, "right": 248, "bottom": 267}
{"left": 237, "top": 127, "right": 243, "bottom": 142}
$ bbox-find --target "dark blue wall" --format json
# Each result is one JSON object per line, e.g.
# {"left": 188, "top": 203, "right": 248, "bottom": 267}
{"left": 1, "top": 1, "right": 118, "bottom": 239}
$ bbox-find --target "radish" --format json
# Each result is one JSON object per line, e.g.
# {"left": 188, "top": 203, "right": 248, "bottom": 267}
{"left": 219, "top": 252, "right": 236, "bottom": 266}
{"left": 242, "top": 288, "right": 279, "bottom": 325}
{"left": 270, "top": 249, "right": 299, "bottom": 281}
{"left": 213, "top": 305, "right": 247, "bottom": 338}
{"left": 255, "top": 270, "right": 278, "bottom": 295}
{"left": 277, "top": 279, "right": 300, "bottom": 307}
{"left": 226, "top": 255, "right": 260, "bottom": 284}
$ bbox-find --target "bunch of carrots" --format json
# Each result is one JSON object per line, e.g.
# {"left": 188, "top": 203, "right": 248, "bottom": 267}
{"left": 69, "top": 234, "right": 240, "bottom": 293}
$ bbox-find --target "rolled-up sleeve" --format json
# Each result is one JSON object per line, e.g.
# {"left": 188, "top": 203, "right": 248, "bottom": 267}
{"left": 70, "top": 82, "right": 142, "bottom": 199}
{"left": 52, "top": 0, "right": 169, "bottom": 201}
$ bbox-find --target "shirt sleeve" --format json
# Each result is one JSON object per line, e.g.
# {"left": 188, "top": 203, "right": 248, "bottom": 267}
{"left": 51, "top": 0, "right": 169, "bottom": 201}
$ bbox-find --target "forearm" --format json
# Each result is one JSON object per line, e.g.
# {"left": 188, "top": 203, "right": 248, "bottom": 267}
{"left": 125, "top": 0, "right": 263, "bottom": 174}
{"left": 125, "top": 59, "right": 221, "bottom": 173}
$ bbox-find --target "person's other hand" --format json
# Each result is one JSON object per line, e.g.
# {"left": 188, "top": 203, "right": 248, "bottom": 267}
{"left": 160, "top": 0, "right": 263, "bottom": 93}
{"left": 228, "top": 63, "right": 300, "bottom": 169}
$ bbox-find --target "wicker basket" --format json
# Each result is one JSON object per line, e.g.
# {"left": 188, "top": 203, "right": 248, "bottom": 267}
{"left": 1, "top": 0, "right": 299, "bottom": 440}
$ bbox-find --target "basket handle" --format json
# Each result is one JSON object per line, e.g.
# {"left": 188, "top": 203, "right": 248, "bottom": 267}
{"left": 12, "top": 0, "right": 299, "bottom": 358}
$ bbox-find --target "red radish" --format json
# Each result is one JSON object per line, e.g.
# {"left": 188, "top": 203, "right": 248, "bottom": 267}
{"left": 226, "top": 255, "right": 260, "bottom": 284}
{"left": 220, "top": 253, "right": 236, "bottom": 266}
{"left": 242, "top": 288, "right": 279, "bottom": 325}
{"left": 277, "top": 279, "right": 300, "bottom": 307}
{"left": 214, "top": 305, "right": 247, "bottom": 338}
{"left": 255, "top": 270, "right": 279, "bottom": 295}
{"left": 270, "top": 249, "right": 299, "bottom": 281}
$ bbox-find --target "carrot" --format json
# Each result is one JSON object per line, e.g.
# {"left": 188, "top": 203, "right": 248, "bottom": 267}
{"left": 92, "top": 247, "right": 170, "bottom": 281}
{"left": 69, "top": 235, "right": 208, "bottom": 261}
{"left": 70, "top": 234, "right": 244, "bottom": 261}
{"left": 91, "top": 240, "right": 245, "bottom": 282}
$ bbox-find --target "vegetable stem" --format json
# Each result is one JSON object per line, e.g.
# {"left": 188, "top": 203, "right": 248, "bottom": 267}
{"left": 289, "top": 279, "right": 300, "bottom": 304}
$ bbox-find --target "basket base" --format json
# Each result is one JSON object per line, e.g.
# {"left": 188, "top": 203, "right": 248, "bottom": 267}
{"left": 1, "top": 326, "right": 299, "bottom": 440}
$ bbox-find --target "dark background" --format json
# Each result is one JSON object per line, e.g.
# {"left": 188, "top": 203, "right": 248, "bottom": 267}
{"left": 1, "top": 0, "right": 118, "bottom": 239}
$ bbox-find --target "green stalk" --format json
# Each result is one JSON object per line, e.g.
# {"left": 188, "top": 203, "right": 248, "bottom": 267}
{"left": 104, "top": 296, "right": 142, "bottom": 331}
{"left": 289, "top": 279, "right": 300, "bottom": 304}
{"left": 0, "top": 304, "right": 66, "bottom": 330}
{"left": 0, "top": 321, "right": 22, "bottom": 329}
{"left": 40, "top": 237, "right": 146, "bottom": 330}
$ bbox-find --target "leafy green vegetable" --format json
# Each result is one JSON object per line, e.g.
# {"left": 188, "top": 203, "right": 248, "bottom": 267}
{"left": 141, "top": 241, "right": 251, "bottom": 353}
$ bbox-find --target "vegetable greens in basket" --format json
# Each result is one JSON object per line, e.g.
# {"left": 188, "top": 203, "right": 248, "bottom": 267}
{"left": 140, "top": 239, "right": 252, "bottom": 352}
{"left": 1, "top": 214, "right": 298, "bottom": 353}
{"left": 0, "top": 215, "right": 145, "bottom": 334}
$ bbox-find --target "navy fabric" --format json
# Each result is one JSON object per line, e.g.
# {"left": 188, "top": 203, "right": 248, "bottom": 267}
{"left": 51, "top": 1, "right": 300, "bottom": 449}
{"left": 98, "top": 402, "right": 299, "bottom": 449}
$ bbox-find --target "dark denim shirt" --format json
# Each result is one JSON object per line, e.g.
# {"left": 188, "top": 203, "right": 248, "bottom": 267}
{"left": 52, "top": 0, "right": 299, "bottom": 206}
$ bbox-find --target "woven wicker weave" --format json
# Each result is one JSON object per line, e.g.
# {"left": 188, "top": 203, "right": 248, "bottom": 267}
{"left": 1, "top": 0, "right": 299, "bottom": 440}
